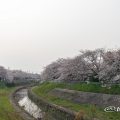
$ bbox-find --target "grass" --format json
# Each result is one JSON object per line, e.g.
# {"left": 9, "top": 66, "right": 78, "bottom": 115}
{"left": 66, "top": 83, "right": 120, "bottom": 95}
{"left": 32, "top": 82, "right": 120, "bottom": 120}
{"left": 34, "top": 81, "right": 120, "bottom": 94}
{"left": 0, "top": 82, "right": 23, "bottom": 120}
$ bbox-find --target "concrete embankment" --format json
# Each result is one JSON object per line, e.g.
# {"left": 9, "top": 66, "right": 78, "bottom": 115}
{"left": 10, "top": 86, "right": 42, "bottom": 120}
{"left": 49, "top": 88, "right": 120, "bottom": 107}
{"left": 10, "top": 86, "right": 76, "bottom": 120}
{"left": 28, "top": 88, "right": 76, "bottom": 120}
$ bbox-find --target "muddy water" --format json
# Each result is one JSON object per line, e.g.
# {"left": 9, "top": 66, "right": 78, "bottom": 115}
{"left": 15, "top": 88, "right": 43, "bottom": 120}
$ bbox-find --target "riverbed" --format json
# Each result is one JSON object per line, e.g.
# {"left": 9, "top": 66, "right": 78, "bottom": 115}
{"left": 14, "top": 88, "right": 43, "bottom": 120}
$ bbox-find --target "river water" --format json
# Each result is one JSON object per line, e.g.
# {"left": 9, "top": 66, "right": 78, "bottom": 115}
{"left": 15, "top": 88, "right": 43, "bottom": 120}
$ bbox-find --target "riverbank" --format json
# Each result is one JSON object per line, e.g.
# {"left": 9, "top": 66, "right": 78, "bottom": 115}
{"left": 28, "top": 88, "right": 76, "bottom": 120}
{"left": 0, "top": 86, "right": 23, "bottom": 120}
{"left": 10, "top": 86, "right": 41, "bottom": 120}
{"left": 32, "top": 82, "right": 120, "bottom": 120}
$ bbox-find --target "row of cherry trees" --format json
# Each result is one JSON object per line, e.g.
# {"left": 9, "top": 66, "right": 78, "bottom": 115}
{"left": 0, "top": 67, "right": 40, "bottom": 84}
{"left": 41, "top": 48, "right": 120, "bottom": 84}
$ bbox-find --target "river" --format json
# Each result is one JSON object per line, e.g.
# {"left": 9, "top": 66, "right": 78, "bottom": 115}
{"left": 14, "top": 88, "right": 44, "bottom": 120}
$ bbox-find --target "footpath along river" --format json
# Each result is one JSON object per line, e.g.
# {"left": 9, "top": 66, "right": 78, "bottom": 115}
{"left": 14, "top": 88, "right": 44, "bottom": 120}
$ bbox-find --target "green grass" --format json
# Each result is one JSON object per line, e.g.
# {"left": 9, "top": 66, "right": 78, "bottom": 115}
{"left": 35, "top": 81, "right": 120, "bottom": 95}
{"left": 66, "top": 83, "right": 120, "bottom": 95}
{"left": 32, "top": 82, "right": 120, "bottom": 120}
{"left": 0, "top": 84, "right": 23, "bottom": 120}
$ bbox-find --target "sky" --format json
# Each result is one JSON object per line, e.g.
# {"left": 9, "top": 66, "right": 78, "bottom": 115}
{"left": 0, "top": 0, "right": 120, "bottom": 73}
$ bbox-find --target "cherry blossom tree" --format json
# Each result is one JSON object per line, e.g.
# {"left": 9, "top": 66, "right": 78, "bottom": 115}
{"left": 41, "top": 48, "right": 120, "bottom": 84}
{"left": 99, "top": 49, "right": 120, "bottom": 84}
{"left": 80, "top": 48, "right": 105, "bottom": 82}
{"left": 41, "top": 58, "right": 67, "bottom": 82}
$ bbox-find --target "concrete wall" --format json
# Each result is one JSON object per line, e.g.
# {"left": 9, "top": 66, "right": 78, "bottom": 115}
{"left": 50, "top": 88, "right": 120, "bottom": 107}
{"left": 28, "top": 88, "right": 76, "bottom": 120}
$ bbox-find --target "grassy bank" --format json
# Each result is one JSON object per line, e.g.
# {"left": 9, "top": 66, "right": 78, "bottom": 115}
{"left": 35, "top": 82, "right": 120, "bottom": 94}
{"left": 33, "top": 82, "right": 120, "bottom": 120}
{"left": 0, "top": 83, "right": 23, "bottom": 120}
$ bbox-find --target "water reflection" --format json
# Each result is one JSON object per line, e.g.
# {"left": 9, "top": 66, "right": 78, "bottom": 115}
{"left": 15, "top": 89, "right": 43, "bottom": 119}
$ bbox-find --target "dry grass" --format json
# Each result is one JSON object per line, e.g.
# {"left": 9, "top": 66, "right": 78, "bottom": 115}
{"left": 74, "top": 111, "right": 85, "bottom": 120}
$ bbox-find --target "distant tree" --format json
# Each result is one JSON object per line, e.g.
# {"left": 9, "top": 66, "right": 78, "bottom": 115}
{"left": 6, "top": 70, "right": 14, "bottom": 83}
{"left": 0, "top": 66, "right": 7, "bottom": 81}
{"left": 41, "top": 58, "right": 67, "bottom": 82}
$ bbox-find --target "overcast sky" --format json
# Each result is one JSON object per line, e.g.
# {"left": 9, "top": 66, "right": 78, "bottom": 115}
{"left": 0, "top": 0, "right": 120, "bottom": 73}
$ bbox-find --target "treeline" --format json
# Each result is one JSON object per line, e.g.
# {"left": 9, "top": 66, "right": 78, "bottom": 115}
{"left": 0, "top": 67, "right": 40, "bottom": 85}
{"left": 41, "top": 48, "right": 120, "bottom": 84}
